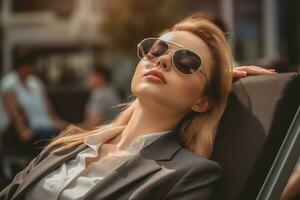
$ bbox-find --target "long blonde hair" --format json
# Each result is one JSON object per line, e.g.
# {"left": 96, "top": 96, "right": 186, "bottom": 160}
{"left": 48, "top": 14, "right": 233, "bottom": 158}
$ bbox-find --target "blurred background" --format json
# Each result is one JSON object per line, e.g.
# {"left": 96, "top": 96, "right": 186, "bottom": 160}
{"left": 0, "top": 0, "right": 299, "bottom": 100}
{"left": 0, "top": 0, "right": 299, "bottom": 190}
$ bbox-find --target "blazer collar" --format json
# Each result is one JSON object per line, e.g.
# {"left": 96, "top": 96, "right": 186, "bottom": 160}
{"left": 141, "top": 130, "right": 182, "bottom": 161}
{"left": 12, "top": 130, "right": 182, "bottom": 200}
{"left": 12, "top": 144, "right": 87, "bottom": 200}
{"left": 83, "top": 130, "right": 182, "bottom": 199}
{"left": 115, "top": 130, "right": 182, "bottom": 178}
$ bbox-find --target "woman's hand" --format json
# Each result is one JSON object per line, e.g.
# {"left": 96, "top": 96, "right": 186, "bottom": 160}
{"left": 233, "top": 66, "right": 276, "bottom": 78}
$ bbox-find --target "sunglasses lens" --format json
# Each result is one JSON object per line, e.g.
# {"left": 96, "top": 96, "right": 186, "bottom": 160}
{"left": 138, "top": 39, "right": 168, "bottom": 60}
{"left": 138, "top": 38, "right": 203, "bottom": 75}
{"left": 173, "top": 50, "right": 202, "bottom": 74}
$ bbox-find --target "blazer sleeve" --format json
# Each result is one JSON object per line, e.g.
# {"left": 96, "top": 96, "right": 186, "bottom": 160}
{"left": 162, "top": 160, "right": 222, "bottom": 200}
{"left": 0, "top": 146, "right": 52, "bottom": 200}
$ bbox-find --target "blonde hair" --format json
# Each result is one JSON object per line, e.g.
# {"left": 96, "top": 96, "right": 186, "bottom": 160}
{"left": 48, "top": 14, "right": 233, "bottom": 158}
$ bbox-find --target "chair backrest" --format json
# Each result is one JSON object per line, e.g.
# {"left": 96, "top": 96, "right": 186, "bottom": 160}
{"left": 211, "top": 73, "right": 300, "bottom": 200}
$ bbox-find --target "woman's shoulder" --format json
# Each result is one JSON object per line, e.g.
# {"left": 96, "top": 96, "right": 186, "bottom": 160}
{"left": 156, "top": 131, "right": 221, "bottom": 171}
{"left": 175, "top": 147, "right": 222, "bottom": 172}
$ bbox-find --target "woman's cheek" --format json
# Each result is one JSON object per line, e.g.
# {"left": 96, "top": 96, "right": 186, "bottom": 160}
{"left": 131, "top": 64, "right": 144, "bottom": 93}
{"left": 184, "top": 82, "right": 201, "bottom": 99}
{"left": 172, "top": 79, "right": 203, "bottom": 105}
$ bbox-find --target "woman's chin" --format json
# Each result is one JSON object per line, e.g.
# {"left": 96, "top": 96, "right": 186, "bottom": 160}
{"left": 135, "top": 92, "right": 182, "bottom": 112}
{"left": 133, "top": 84, "right": 166, "bottom": 100}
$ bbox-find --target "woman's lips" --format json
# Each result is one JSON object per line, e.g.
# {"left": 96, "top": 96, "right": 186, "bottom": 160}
{"left": 144, "top": 70, "right": 167, "bottom": 84}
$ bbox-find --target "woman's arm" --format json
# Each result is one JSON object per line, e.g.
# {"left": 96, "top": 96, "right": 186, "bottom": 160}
{"left": 162, "top": 161, "right": 222, "bottom": 200}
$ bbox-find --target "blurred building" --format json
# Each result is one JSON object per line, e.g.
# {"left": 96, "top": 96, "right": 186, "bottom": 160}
{"left": 0, "top": 0, "right": 108, "bottom": 124}
{"left": 0, "top": 0, "right": 299, "bottom": 96}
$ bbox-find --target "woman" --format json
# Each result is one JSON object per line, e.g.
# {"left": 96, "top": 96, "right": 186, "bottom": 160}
{"left": 0, "top": 14, "right": 273, "bottom": 200}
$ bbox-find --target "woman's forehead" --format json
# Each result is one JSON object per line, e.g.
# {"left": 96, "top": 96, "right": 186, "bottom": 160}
{"left": 159, "top": 31, "right": 207, "bottom": 55}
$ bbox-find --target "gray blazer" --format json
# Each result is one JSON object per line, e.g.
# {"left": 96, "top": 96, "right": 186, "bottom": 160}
{"left": 0, "top": 131, "right": 221, "bottom": 200}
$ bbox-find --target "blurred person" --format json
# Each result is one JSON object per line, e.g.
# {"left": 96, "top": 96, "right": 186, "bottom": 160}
{"left": 1, "top": 15, "right": 275, "bottom": 200}
{"left": 80, "top": 63, "right": 121, "bottom": 129}
{"left": 0, "top": 50, "right": 67, "bottom": 154}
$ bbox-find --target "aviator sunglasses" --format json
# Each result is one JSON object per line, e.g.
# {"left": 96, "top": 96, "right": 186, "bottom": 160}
{"left": 137, "top": 38, "right": 206, "bottom": 77}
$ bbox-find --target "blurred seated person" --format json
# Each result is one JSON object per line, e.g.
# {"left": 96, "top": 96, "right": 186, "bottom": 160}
{"left": 79, "top": 63, "right": 121, "bottom": 129}
{"left": 0, "top": 51, "right": 67, "bottom": 154}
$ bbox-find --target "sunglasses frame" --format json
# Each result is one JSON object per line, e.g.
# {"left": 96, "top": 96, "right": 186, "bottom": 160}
{"left": 137, "top": 38, "right": 207, "bottom": 79}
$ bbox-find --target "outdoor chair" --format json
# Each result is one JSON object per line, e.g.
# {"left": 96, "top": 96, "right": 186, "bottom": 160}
{"left": 212, "top": 73, "right": 300, "bottom": 200}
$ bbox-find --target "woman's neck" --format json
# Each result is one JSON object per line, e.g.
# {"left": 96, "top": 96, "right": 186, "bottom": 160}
{"left": 115, "top": 100, "right": 184, "bottom": 151}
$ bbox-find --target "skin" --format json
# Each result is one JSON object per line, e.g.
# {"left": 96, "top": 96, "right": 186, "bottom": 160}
{"left": 89, "top": 73, "right": 107, "bottom": 91}
{"left": 96, "top": 31, "right": 213, "bottom": 157}
{"left": 233, "top": 65, "right": 276, "bottom": 78}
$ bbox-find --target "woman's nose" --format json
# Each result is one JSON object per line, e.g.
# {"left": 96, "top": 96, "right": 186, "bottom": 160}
{"left": 154, "top": 54, "right": 172, "bottom": 71}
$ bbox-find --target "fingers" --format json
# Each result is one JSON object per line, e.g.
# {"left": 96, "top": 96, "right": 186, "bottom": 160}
{"left": 234, "top": 65, "right": 277, "bottom": 77}
{"left": 233, "top": 70, "right": 247, "bottom": 78}
{"left": 239, "top": 65, "right": 277, "bottom": 72}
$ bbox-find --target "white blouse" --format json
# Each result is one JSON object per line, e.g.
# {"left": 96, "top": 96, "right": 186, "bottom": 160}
{"left": 26, "top": 126, "right": 170, "bottom": 200}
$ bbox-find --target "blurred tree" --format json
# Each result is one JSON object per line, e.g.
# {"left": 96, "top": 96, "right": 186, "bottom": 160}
{"left": 100, "top": 0, "right": 185, "bottom": 58}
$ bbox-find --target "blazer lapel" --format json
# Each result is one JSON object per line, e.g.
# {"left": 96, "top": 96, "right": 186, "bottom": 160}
{"left": 12, "top": 144, "right": 88, "bottom": 200}
{"left": 143, "top": 130, "right": 182, "bottom": 161}
{"left": 83, "top": 153, "right": 161, "bottom": 200}
{"left": 83, "top": 131, "right": 182, "bottom": 200}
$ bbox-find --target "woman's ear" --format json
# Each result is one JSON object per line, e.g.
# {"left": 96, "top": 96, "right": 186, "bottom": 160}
{"left": 190, "top": 97, "right": 212, "bottom": 113}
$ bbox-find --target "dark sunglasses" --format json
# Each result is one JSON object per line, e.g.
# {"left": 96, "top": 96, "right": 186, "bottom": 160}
{"left": 137, "top": 38, "right": 206, "bottom": 76}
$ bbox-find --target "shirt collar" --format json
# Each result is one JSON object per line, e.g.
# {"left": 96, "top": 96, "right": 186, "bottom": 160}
{"left": 126, "top": 130, "right": 171, "bottom": 154}
{"left": 84, "top": 126, "right": 171, "bottom": 156}
{"left": 84, "top": 125, "right": 125, "bottom": 153}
